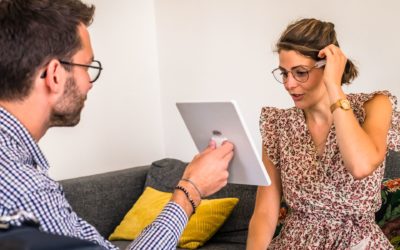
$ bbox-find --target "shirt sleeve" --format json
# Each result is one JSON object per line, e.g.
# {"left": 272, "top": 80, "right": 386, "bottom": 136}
{"left": 259, "top": 107, "right": 281, "bottom": 168}
{"left": 0, "top": 160, "right": 118, "bottom": 250}
{"left": 127, "top": 202, "right": 188, "bottom": 250}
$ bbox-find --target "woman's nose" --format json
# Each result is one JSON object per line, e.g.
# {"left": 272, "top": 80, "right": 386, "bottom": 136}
{"left": 284, "top": 72, "right": 299, "bottom": 89}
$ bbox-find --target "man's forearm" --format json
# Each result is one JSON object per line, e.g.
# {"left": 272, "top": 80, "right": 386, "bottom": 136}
{"left": 127, "top": 202, "right": 188, "bottom": 250}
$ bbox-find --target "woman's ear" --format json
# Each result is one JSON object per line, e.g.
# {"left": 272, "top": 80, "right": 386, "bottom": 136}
{"left": 40, "top": 59, "right": 67, "bottom": 94}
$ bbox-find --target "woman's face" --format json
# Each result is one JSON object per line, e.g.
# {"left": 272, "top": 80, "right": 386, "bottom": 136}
{"left": 278, "top": 50, "right": 325, "bottom": 110}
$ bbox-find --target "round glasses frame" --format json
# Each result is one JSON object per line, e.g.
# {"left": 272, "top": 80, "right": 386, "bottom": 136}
{"left": 271, "top": 60, "right": 326, "bottom": 84}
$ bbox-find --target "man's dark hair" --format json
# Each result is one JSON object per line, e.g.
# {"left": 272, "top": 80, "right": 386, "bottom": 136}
{"left": 0, "top": 0, "right": 95, "bottom": 101}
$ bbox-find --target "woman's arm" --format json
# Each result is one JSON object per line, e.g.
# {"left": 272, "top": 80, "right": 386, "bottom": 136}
{"left": 334, "top": 94, "right": 392, "bottom": 179}
{"left": 246, "top": 148, "right": 282, "bottom": 249}
{"left": 319, "top": 45, "right": 392, "bottom": 179}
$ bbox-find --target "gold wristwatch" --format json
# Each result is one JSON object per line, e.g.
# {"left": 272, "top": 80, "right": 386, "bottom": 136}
{"left": 330, "top": 98, "right": 351, "bottom": 113}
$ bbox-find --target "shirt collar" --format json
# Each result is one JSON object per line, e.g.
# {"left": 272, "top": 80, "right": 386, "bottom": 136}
{"left": 0, "top": 107, "right": 49, "bottom": 171}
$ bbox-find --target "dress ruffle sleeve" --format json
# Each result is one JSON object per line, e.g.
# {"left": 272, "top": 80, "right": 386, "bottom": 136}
{"left": 348, "top": 90, "right": 400, "bottom": 152}
{"left": 259, "top": 107, "right": 282, "bottom": 168}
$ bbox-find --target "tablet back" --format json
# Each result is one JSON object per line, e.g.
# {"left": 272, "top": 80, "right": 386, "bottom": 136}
{"left": 176, "top": 101, "right": 271, "bottom": 186}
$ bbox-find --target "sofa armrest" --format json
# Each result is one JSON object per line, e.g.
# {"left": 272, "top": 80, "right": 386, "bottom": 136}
{"left": 60, "top": 165, "right": 150, "bottom": 238}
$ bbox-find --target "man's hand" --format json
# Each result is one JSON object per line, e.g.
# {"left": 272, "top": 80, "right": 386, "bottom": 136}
{"left": 183, "top": 141, "right": 234, "bottom": 197}
{"left": 171, "top": 141, "right": 234, "bottom": 216}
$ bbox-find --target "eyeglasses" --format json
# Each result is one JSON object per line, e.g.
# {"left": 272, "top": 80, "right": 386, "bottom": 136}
{"left": 271, "top": 60, "right": 326, "bottom": 84}
{"left": 59, "top": 60, "right": 103, "bottom": 83}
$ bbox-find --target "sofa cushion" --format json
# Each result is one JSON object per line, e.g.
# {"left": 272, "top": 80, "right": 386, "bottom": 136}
{"left": 145, "top": 158, "right": 188, "bottom": 192}
{"left": 109, "top": 186, "right": 239, "bottom": 249}
{"left": 61, "top": 165, "right": 150, "bottom": 238}
{"left": 144, "top": 158, "right": 256, "bottom": 246}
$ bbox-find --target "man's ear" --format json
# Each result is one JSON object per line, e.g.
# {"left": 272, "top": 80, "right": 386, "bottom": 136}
{"left": 40, "top": 59, "right": 67, "bottom": 94}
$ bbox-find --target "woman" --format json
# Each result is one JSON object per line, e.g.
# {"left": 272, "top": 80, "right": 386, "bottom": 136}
{"left": 247, "top": 18, "right": 399, "bottom": 249}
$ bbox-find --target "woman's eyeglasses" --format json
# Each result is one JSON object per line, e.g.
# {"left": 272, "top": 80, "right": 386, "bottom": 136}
{"left": 271, "top": 60, "right": 326, "bottom": 84}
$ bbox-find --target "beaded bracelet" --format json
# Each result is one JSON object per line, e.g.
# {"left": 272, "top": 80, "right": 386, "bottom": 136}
{"left": 175, "top": 185, "right": 197, "bottom": 214}
{"left": 181, "top": 178, "right": 204, "bottom": 198}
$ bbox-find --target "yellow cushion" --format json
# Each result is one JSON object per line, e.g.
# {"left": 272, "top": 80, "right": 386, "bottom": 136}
{"left": 109, "top": 186, "right": 239, "bottom": 249}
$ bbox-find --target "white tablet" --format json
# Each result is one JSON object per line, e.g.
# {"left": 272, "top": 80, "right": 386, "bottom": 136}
{"left": 176, "top": 101, "right": 271, "bottom": 186}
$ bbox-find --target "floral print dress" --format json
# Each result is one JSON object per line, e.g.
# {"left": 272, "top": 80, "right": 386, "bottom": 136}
{"left": 260, "top": 91, "right": 400, "bottom": 250}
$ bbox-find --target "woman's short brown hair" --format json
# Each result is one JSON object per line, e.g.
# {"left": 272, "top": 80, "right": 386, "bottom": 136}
{"left": 276, "top": 18, "right": 358, "bottom": 85}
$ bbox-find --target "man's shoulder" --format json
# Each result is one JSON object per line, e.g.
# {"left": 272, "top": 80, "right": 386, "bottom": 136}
{"left": 0, "top": 139, "right": 44, "bottom": 210}
{"left": 0, "top": 129, "right": 38, "bottom": 189}
{"left": 0, "top": 129, "right": 28, "bottom": 166}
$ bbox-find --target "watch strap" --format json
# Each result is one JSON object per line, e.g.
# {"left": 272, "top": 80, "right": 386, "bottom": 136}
{"left": 330, "top": 98, "right": 350, "bottom": 113}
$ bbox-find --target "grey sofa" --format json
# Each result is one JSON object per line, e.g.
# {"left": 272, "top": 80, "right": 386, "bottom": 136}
{"left": 61, "top": 151, "right": 400, "bottom": 250}
{"left": 61, "top": 158, "right": 255, "bottom": 249}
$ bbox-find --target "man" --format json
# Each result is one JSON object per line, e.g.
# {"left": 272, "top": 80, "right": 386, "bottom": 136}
{"left": 0, "top": 0, "right": 234, "bottom": 249}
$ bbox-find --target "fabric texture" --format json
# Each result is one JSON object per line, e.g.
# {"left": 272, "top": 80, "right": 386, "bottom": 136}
{"left": 109, "top": 187, "right": 239, "bottom": 249}
{"left": 145, "top": 158, "right": 257, "bottom": 245}
{"left": 0, "top": 108, "right": 188, "bottom": 250}
{"left": 112, "top": 240, "right": 246, "bottom": 250}
{"left": 61, "top": 165, "right": 150, "bottom": 239}
{"left": 0, "top": 225, "right": 106, "bottom": 250}
{"left": 61, "top": 158, "right": 255, "bottom": 250}
{"left": 259, "top": 91, "right": 399, "bottom": 249}
{"left": 0, "top": 108, "right": 116, "bottom": 250}
{"left": 145, "top": 158, "right": 189, "bottom": 192}
{"left": 385, "top": 151, "right": 400, "bottom": 180}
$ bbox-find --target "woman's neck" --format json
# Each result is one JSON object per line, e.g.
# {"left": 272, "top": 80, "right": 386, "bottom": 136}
{"left": 303, "top": 91, "right": 333, "bottom": 125}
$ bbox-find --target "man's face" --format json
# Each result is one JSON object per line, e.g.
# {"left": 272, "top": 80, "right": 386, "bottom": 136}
{"left": 50, "top": 24, "right": 94, "bottom": 127}
{"left": 50, "top": 75, "right": 86, "bottom": 126}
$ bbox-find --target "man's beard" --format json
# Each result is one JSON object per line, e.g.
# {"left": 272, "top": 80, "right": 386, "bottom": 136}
{"left": 49, "top": 76, "right": 86, "bottom": 127}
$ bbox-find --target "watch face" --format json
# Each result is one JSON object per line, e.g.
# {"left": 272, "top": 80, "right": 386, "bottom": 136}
{"left": 340, "top": 99, "right": 351, "bottom": 110}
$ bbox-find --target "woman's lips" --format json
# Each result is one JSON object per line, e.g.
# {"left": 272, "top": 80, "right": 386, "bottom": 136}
{"left": 291, "top": 93, "right": 304, "bottom": 101}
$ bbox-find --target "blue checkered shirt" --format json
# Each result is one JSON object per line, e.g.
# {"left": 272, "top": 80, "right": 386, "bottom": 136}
{"left": 0, "top": 108, "right": 188, "bottom": 249}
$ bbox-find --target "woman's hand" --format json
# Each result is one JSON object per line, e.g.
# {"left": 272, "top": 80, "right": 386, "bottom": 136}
{"left": 318, "top": 44, "right": 347, "bottom": 87}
